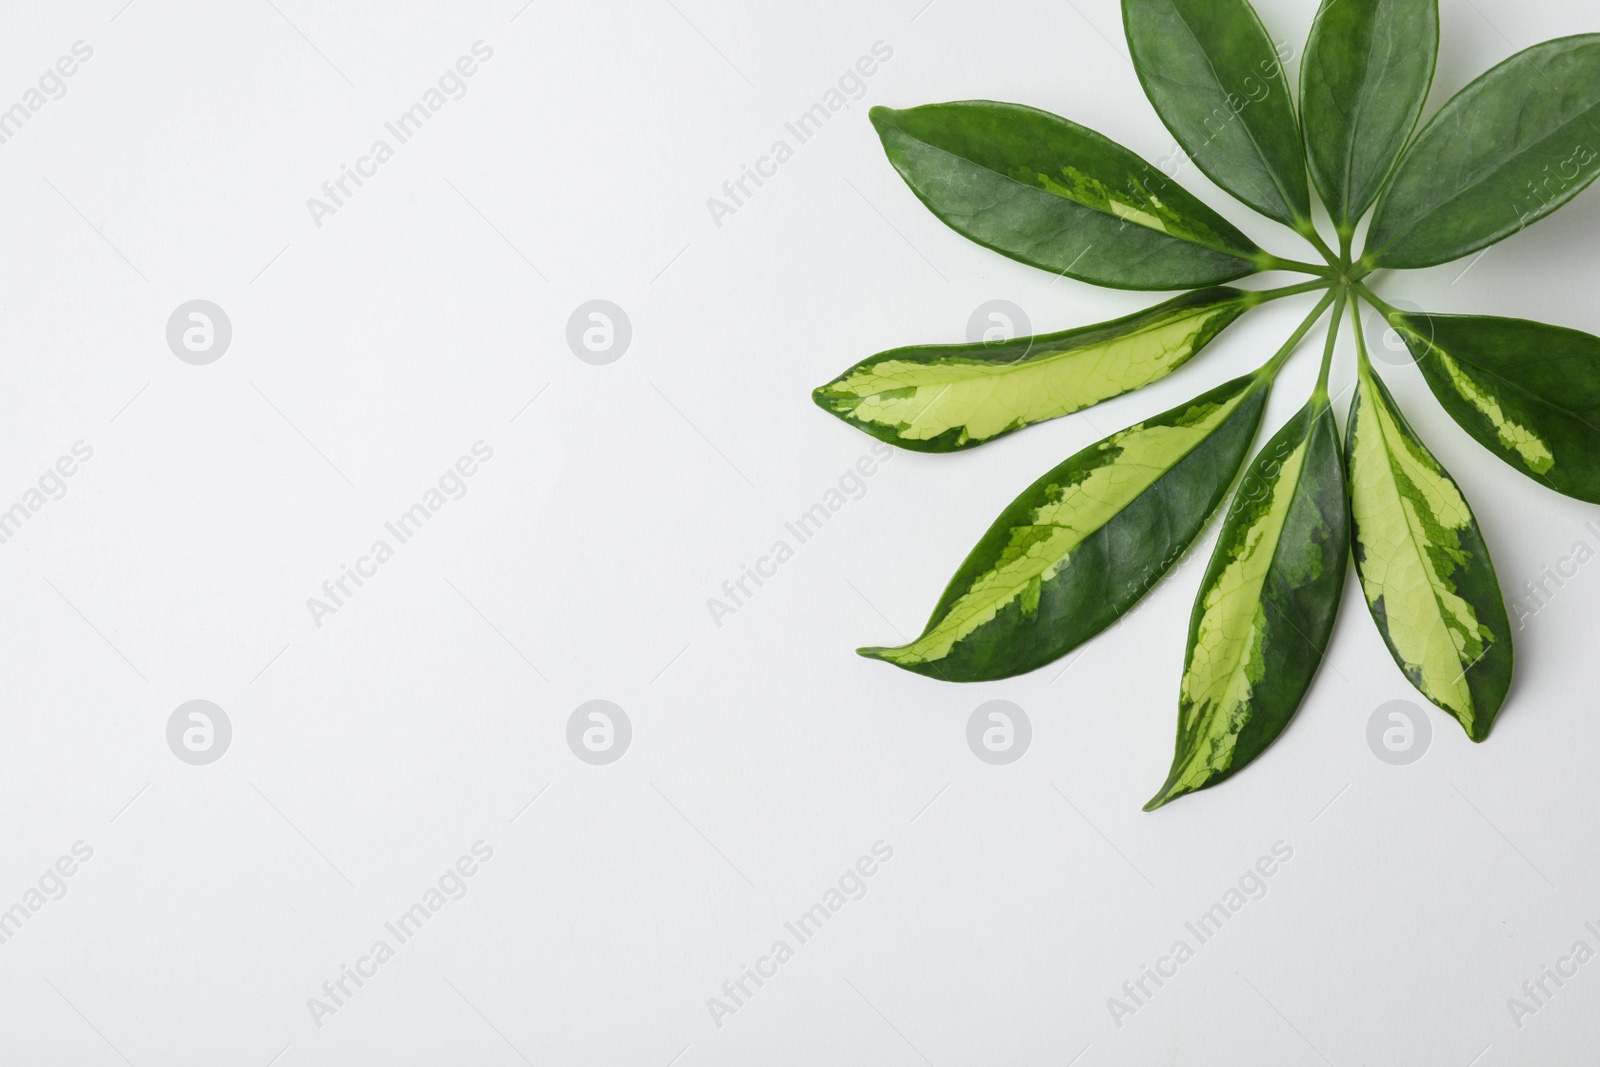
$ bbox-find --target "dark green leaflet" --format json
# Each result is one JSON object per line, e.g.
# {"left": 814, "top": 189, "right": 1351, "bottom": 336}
{"left": 1300, "top": 0, "right": 1438, "bottom": 229}
{"left": 1395, "top": 311, "right": 1600, "bottom": 503}
{"left": 812, "top": 288, "right": 1252, "bottom": 453}
{"left": 859, "top": 374, "right": 1270, "bottom": 681}
{"left": 869, "top": 101, "right": 1265, "bottom": 290}
{"left": 1148, "top": 396, "right": 1348, "bottom": 809}
{"left": 1365, "top": 34, "right": 1600, "bottom": 269}
{"left": 1346, "top": 361, "right": 1512, "bottom": 741}
{"left": 1123, "top": 0, "right": 1311, "bottom": 228}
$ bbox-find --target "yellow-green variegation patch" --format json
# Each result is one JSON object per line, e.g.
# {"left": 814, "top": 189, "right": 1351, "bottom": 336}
{"left": 858, "top": 374, "right": 1270, "bottom": 681}
{"left": 1423, "top": 340, "right": 1553, "bottom": 474}
{"left": 1398, "top": 311, "right": 1600, "bottom": 503}
{"left": 1038, "top": 166, "right": 1232, "bottom": 250}
{"left": 1347, "top": 366, "right": 1512, "bottom": 739}
{"left": 815, "top": 288, "right": 1250, "bottom": 452}
{"left": 868, "top": 102, "right": 1266, "bottom": 290}
{"left": 1147, "top": 397, "right": 1349, "bottom": 810}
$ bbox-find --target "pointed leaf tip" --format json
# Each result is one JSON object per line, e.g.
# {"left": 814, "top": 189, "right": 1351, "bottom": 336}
{"left": 866, "top": 99, "right": 1262, "bottom": 289}
{"left": 1346, "top": 363, "right": 1512, "bottom": 741}
{"left": 812, "top": 289, "right": 1252, "bottom": 452}
{"left": 1141, "top": 791, "right": 1175, "bottom": 813}
{"left": 852, "top": 374, "right": 1270, "bottom": 681}
{"left": 1154, "top": 399, "right": 1349, "bottom": 805}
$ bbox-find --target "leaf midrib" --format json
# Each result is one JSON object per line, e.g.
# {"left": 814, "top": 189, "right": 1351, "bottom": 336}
{"left": 1337, "top": 6, "right": 1388, "bottom": 221}
{"left": 1372, "top": 61, "right": 1600, "bottom": 256}
{"left": 1364, "top": 375, "right": 1474, "bottom": 717}
{"left": 1183, "top": 418, "right": 1315, "bottom": 725}
{"left": 1159, "top": 0, "right": 1302, "bottom": 222}
{"left": 901, "top": 130, "right": 1255, "bottom": 264}
{"left": 924, "top": 390, "right": 1255, "bottom": 648}
{"left": 1443, "top": 345, "right": 1600, "bottom": 438}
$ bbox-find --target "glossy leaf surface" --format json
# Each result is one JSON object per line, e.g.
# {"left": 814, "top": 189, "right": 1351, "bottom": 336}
{"left": 869, "top": 101, "right": 1264, "bottom": 290}
{"left": 1398, "top": 311, "right": 1600, "bottom": 502}
{"left": 860, "top": 374, "right": 1270, "bottom": 680}
{"left": 1148, "top": 396, "right": 1347, "bottom": 809}
{"left": 1366, "top": 35, "right": 1600, "bottom": 268}
{"left": 1124, "top": 0, "right": 1311, "bottom": 226}
{"left": 1300, "top": 0, "right": 1438, "bottom": 227}
{"left": 1346, "top": 363, "right": 1511, "bottom": 740}
{"left": 813, "top": 288, "right": 1252, "bottom": 452}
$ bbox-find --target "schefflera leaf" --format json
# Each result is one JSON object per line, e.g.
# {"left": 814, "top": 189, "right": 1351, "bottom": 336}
{"left": 1148, "top": 395, "right": 1348, "bottom": 810}
{"left": 813, "top": 287, "right": 1253, "bottom": 452}
{"left": 859, "top": 373, "right": 1271, "bottom": 680}
{"left": 1123, "top": 0, "right": 1310, "bottom": 228}
{"left": 1365, "top": 34, "right": 1600, "bottom": 269}
{"left": 1346, "top": 363, "right": 1512, "bottom": 740}
{"left": 1300, "top": 0, "right": 1437, "bottom": 228}
{"left": 1395, "top": 312, "right": 1600, "bottom": 502}
{"left": 869, "top": 101, "right": 1266, "bottom": 290}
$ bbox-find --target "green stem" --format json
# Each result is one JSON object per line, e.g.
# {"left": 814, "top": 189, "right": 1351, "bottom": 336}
{"left": 1257, "top": 289, "right": 1340, "bottom": 380}
{"left": 1352, "top": 279, "right": 1401, "bottom": 320}
{"left": 1261, "top": 254, "right": 1338, "bottom": 278}
{"left": 1313, "top": 291, "right": 1348, "bottom": 399}
{"left": 1296, "top": 220, "right": 1342, "bottom": 269}
{"left": 1337, "top": 226, "right": 1354, "bottom": 268}
{"left": 1244, "top": 278, "right": 1333, "bottom": 306}
{"left": 1349, "top": 293, "right": 1374, "bottom": 373}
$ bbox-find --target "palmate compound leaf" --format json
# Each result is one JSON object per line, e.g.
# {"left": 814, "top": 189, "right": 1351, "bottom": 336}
{"left": 1393, "top": 310, "right": 1600, "bottom": 503}
{"left": 826, "top": 0, "right": 1600, "bottom": 811}
{"left": 1346, "top": 353, "right": 1512, "bottom": 741}
{"left": 1299, "top": 0, "right": 1438, "bottom": 230}
{"left": 1123, "top": 0, "right": 1311, "bottom": 229}
{"left": 1147, "top": 392, "right": 1348, "bottom": 810}
{"left": 868, "top": 101, "right": 1267, "bottom": 290}
{"left": 812, "top": 287, "right": 1255, "bottom": 452}
{"left": 1365, "top": 34, "right": 1600, "bottom": 269}
{"left": 858, "top": 372, "right": 1271, "bottom": 680}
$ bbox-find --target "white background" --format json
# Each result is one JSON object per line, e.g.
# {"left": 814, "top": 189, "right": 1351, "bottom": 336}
{"left": 1, "top": 0, "right": 1598, "bottom": 1063}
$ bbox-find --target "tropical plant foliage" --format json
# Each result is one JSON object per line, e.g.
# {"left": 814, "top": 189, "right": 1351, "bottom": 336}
{"left": 815, "top": 0, "right": 1600, "bottom": 808}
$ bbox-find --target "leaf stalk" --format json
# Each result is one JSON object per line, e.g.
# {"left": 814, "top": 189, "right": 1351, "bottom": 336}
{"left": 1257, "top": 289, "right": 1340, "bottom": 380}
{"left": 1313, "top": 290, "right": 1348, "bottom": 399}
{"left": 1246, "top": 278, "right": 1334, "bottom": 306}
{"left": 1351, "top": 279, "right": 1401, "bottom": 320}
